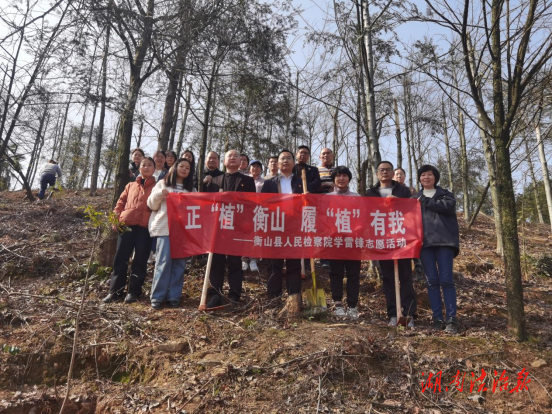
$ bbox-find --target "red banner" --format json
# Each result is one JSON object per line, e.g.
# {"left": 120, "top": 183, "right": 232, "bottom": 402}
{"left": 167, "top": 192, "right": 423, "bottom": 260}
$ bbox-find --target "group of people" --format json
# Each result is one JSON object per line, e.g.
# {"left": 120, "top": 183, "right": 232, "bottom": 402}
{"left": 103, "top": 145, "right": 460, "bottom": 334}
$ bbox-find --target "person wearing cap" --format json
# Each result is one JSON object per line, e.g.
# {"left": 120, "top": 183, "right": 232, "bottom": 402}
{"left": 242, "top": 159, "right": 265, "bottom": 272}
{"left": 38, "top": 159, "right": 62, "bottom": 199}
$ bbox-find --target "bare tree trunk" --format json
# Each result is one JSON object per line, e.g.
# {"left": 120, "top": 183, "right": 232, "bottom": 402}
{"left": 360, "top": 0, "right": 380, "bottom": 181}
{"left": 404, "top": 81, "right": 413, "bottom": 188}
{"left": 79, "top": 99, "right": 99, "bottom": 189}
{"left": 168, "top": 72, "right": 184, "bottom": 150}
{"left": 30, "top": 111, "right": 50, "bottom": 187}
{"left": 111, "top": 0, "right": 156, "bottom": 209}
{"left": 458, "top": 111, "right": 470, "bottom": 218}
{"left": 535, "top": 124, "right": 552, "bottom": 231}
{"left": 198, "top": 60, "right": 218, "bottom": 192}
{"left": 393, "top": 98, "right": 402, "bottom": 169}
{"left": 55, "top": 94, "right": 71, "bottom": 162}
{"left": 176, "top": 81, "right": 192, "bottom": 157}
{"left": 158, "top": 70, "right": 179, "bottom": 151}
{"left": 356, "top": 80, "right": 365, "bottom": 194}
{"left": 467, "top": 37, "right": 503, "bottom": 253}
{"left": 332, "top": 84, "right": 343, "bottom": 166}
{"left": 441, "top": 101, "right": 453, "bottom": 191}
{"left": 524, "top": 138, "right": 544, "bottom": 223}
{"left": 50, "top": 111, "right": 62, "bottom": 160}
{"left": 90, "top": 19, "right": 111, "bottom": 195}
{"left": 26, "top": 103, "right": 49, "bottom": 182}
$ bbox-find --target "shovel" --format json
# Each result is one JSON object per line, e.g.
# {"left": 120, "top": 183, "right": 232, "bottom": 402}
{"left": 301, "top": 169, "right": 327, "bottom": 311}
{"left": 394, "top": 259, "right": 411, "bottom": 327}
{"left": 198, "top": 252, "right": 230, "bottom": 311}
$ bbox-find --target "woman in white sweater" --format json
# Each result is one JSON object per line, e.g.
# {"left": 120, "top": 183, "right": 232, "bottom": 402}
{"left": 147, "top": 158, "right": 196, "bottom": 309}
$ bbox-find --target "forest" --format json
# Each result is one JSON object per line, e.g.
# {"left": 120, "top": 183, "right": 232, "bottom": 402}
{"left": 1, "top": 0, "right": 552, "bottom": 412}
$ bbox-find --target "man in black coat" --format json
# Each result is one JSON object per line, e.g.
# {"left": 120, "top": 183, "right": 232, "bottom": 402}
{"left": 366, "top": 160, "right": 417, "bottom": 327}
{"left": 202, "top": 151, "right": 223, "bottom": 190}
{"left": 292, "top": 145, "right": 321, "bottom": 193}
{"left": 205, "top": 149, "right": 256, "bottom": 308}
{"left": 261, "top": 149, "right": 304, "bottom": 299}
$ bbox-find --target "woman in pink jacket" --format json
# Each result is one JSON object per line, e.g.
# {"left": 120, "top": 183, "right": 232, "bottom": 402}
{"left": 103, "top": 157, "right": 156, "bottom": 304}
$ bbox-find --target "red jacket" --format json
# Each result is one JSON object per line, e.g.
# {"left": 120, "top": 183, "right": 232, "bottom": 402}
{"left": 114, "top": 176, "right": 156, "bottom": 228}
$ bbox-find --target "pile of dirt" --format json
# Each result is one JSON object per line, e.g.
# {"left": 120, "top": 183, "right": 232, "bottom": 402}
{"left": 0, "top": 189, "right": 551, "bottom": 413}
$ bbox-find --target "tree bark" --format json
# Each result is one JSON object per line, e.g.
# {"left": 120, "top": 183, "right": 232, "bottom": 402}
{"left": 90, "top": 19, "right": 111, "bottom": 195}
{"left": 360, "top": 0, "right": 380, "bottom": 181}
{"left": 535, "top": 124, "right": 552, "bottom": 231}
{"left": 198, "top": 60, "right": 218, "bottom": 192}
{"left": 168, "top": 72, "right": 184, "bottom": 151}
{"left": 111, "top": 0, "right": 156, "bottom": 209}
{"left": 524, "top": 138, "right": 544, "bottom": 223}
{"left": 393, "top": 98, "right": 402, "bottom": 169}
{"left": 176, "top": 81, "right": 192, "bottom": 157}
{"left": 158, "top": 69, "right": 179, "bottom": 151}
{"left": 441, "top": 102, "right": 453, "bottom": 191}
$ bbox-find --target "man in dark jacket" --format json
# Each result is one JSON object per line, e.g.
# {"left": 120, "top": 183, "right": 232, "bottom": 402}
{"left": 202, "top": 151, "right": 223, "bottom": 191}
{"left": 366, "top": 161, "right": 417, "bottom": 327}
{"left": 261, "top": 149, "right": 304, "bottom": 299}
{"left": 292, "top": 145, "right": 320, "bottom": 193}
{"left": 205, "top": 149, "right": 256, "bottom": 308}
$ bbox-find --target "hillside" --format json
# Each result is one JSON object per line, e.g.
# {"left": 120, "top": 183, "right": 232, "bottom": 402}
{"left": 0, "top": 189, "right": 551, "bottom": 413}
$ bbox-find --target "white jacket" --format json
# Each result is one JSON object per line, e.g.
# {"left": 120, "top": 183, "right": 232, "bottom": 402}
{"left": 147, "top": 180, "right": 195, "bottom": 237}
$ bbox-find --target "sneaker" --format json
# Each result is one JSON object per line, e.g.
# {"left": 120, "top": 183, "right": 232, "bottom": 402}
{"left": 151, "top": 302, "right": 162, "bottom": 310}
{"left": 249, "top": 260, "right": 259, "bottom": 272}
{"left": 228, "top": 295, "right": 240, "bottom": 306}
{"left": 334, "top": 306, "right": 347, "bottom": 317}
{"left": 388, "top": 317, "right": 397, "bottom": 327}
{"left": 445, "top": 318, "right": 458, "bottom": 334}
{"left": 242, "top": 261, "right": 249, "bottom": 271}
{"left": 321, "top": 260, "right": 330, "bottom": 270}
{"left": 124, "top": 293, "right": 138, "bottom": 303}
{"left": 432, "top": 319, "right": 445, "bottom": 331}
{"left": 347, "top": 307, "right": 359, "bottom": 319}
{"left": 102, "top": 293, "right": 123, "bottom": 303}
{"left": 167, "top": 301, "right": 180, "bottom": 309}
{"left": 206, "top": 295, "right": 222, "bottom": 309}
{"left": 407, "top": 318, "right": 414, "bottom": 328}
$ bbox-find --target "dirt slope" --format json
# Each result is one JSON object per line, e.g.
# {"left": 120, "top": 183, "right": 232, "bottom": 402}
{"left": 0, "top": 189, "right": 551, "bottom": 413}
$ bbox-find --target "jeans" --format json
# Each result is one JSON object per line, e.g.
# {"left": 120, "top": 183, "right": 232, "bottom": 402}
{"left": 38, "top": 174, "right": 56, "bottom": 199}
{"left": 380, "top": 259, "right": 417, "bottom": 317}
{"left": 329, "top": 260, "right": 360, "bottom": 307}
{"left": 208, "top": 254, "right": 242, "bottom": 300}
{"left": 109, "top": 226, "right": 152, "bottom": 297}
{"left": 420, "top": 246, "right": 457, "bottom": 320}
{"left": 151, "top": 236, "right": 187, "bottom": 304}
{"left": 267, "top": 259, "right": 301, "bottom": 299}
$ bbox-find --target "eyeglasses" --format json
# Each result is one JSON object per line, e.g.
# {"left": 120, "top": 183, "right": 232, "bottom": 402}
{"left": 279, "top": 156, "right": 293, "bottom": 161}
{"left": 377, "top": 168, "right": 392, "bottom": 173}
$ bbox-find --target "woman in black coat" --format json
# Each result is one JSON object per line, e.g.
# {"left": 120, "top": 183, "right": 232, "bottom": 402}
{"left": 414, "top": 165, "right": 459, "bottom": 334}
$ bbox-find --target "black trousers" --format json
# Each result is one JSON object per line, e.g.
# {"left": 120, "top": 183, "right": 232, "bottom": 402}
{"left": 267, "top": 259, "right": 301, "bottom": 299}
{"left": 380, "top": 259, "right": 417, "bottom": 317}
{"left": 110, "top": 226, "right": 152, "bottom": 296}
{"left": 208, "top": 253, "right": 242, "bottom": 300}
{"left": 329, "top": 259, "right": 361, "bottom": 307}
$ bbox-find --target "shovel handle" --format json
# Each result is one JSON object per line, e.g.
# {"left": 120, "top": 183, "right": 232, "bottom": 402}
{"left": 394, "top": 259, "right": 403, "bottom": 319}
{"left": 301, "top": 170, "right": 317, "bottom": 290}
{"left": 199, "top": 252, "right": 213, "bottom": 310}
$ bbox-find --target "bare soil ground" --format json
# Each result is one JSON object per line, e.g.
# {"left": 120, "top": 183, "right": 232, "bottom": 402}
{"left": 0, "top": 189, "right": 551, "bottom": 413}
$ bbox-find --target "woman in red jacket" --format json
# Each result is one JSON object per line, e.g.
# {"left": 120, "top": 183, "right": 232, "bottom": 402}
{"left": 103, "top": 157, "right": 156, "bottom": 304}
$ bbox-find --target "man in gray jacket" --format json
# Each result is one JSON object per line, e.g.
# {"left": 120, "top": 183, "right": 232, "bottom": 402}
{"left": 38, "top": 160, "right": 62, "bottom": 199}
